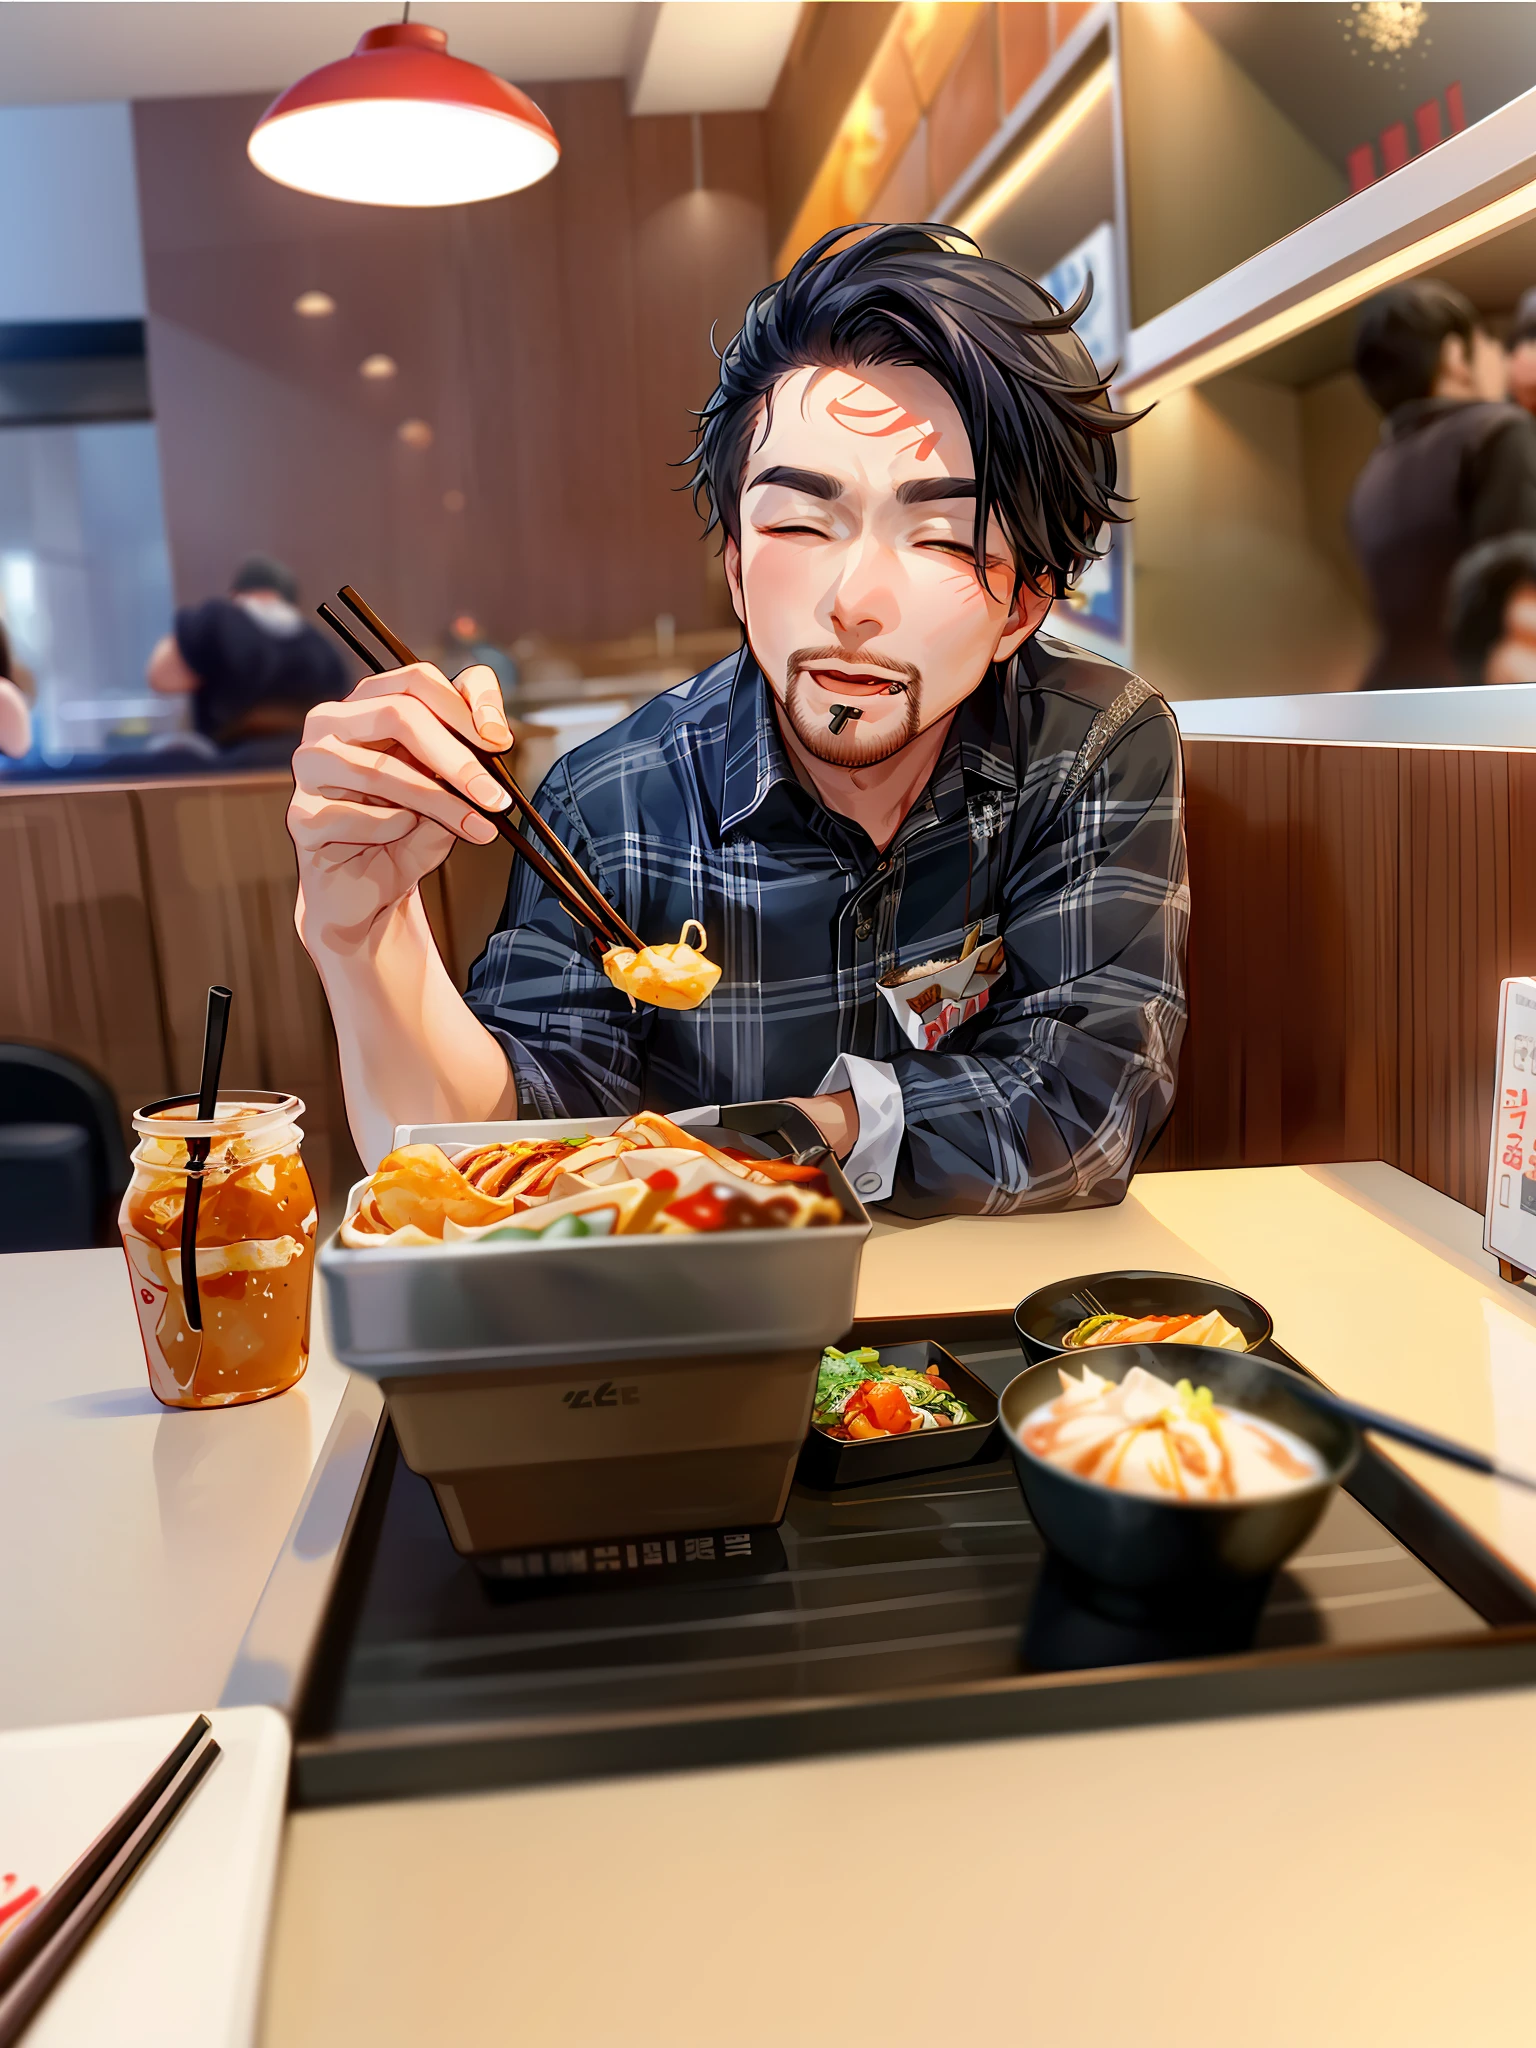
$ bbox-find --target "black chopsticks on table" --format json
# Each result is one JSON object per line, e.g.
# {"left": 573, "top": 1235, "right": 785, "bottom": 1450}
{"left": 1265, "top": 1363, "right": 1536, "bottom": 1496}
{"left": 318, "top": 585, "right": 644, "bottom": 953}
{"left": 0, "top": 1714, "right": 221, "bottom": 2045}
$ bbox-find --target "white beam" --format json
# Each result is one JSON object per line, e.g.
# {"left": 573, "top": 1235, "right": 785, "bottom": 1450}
{"left": 628, "top": 1, "right": 800, "bottom": 117}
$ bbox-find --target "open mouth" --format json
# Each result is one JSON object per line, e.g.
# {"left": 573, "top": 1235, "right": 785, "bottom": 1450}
{"left": 802, "top": 666, "right": 907, "bottom": 696}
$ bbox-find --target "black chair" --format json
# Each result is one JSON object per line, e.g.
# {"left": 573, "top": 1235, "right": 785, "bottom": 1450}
{"left": 0, "top": 1045, "right": 131, "bottom": 1251}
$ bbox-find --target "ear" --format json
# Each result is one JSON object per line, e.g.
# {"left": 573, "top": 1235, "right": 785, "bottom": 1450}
{"left": 993, "top": 575, "right": 1053, "bottom": 665}
{"left": 722, "top": 535, "right": 746, "bottom": 627}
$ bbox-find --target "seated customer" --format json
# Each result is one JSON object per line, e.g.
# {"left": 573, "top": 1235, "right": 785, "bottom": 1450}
{"left": 1447, "top": 532, "right": 1536, "bottom": 685}
{"left": 288, "top": 223, "right": 1189, "bottom": 1218}
{"left": 146, "top": 556, "right": 346, "bottom": 752}
{"left": 1349, "top": 280, "right": 1536, "bottom": 689}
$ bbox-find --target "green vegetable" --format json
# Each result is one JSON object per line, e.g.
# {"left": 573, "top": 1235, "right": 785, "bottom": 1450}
{"left": 813, "top": 1346, "right": 978, "bottom": 1431}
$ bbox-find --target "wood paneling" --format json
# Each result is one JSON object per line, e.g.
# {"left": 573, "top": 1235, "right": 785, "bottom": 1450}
{"left": 9, "top": 733, "right": 1534, "bottom": 1226}
{"left": 132, "top": 87, "right": 769, "bottom": 654}
{"left": 1146, "top": 739, "right": 1536, "bottom": 1211}
{"left": 926, "top": 7, "right": 1000, "bottom": 202}
{"left": 765, "top": 2, "right": 900, "bottom": 249}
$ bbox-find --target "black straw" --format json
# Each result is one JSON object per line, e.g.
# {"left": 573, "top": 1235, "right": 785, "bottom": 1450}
{"left": 179, "top": 986, "right": 232, "bottom": 1335}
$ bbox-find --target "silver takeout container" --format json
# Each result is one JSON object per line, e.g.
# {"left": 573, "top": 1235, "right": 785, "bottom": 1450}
{"left": 317, "top": 1102, "right": 871, "bottom": 1555}
{"left": 318, "top": 1101, "right": 870, "bottom": 1377}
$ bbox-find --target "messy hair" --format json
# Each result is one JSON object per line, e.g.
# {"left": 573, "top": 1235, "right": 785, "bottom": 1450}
{"left": 1354, "top": 279, "right": 1483, "bottom": 415}
{"left": 689, "top": 221, "right": 1136, "bottom": 601}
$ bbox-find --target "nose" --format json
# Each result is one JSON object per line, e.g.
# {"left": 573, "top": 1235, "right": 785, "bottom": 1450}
{"left": 824, "top": 533, "right": 898, "bottom": 646}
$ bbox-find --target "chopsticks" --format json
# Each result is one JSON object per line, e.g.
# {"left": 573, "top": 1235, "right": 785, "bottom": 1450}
{"left": 1265, "top": 1362, "right": 1536, "bottom": 1496}
{"left": 317, "top": 586, "right": 643, "bottom": 953}
{"left": 0, "top": 1714, "right": 220, "bottom": 2044}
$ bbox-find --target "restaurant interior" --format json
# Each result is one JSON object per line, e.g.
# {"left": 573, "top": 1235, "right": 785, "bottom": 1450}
{"left": 7, "top": 3, "right": 1536, "bottom": 2043}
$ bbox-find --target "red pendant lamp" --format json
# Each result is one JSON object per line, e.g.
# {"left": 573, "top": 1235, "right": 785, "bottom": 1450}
{"left": 248, "top": 20, "right": 559, "bottom": 207}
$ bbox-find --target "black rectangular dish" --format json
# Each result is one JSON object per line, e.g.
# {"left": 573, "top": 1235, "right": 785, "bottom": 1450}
{"left": 290, "top": 1311, "right": 1536, "bottom": 1809}
{"left": 795, "top": 1340, "right": 1001, "bottom": 1486}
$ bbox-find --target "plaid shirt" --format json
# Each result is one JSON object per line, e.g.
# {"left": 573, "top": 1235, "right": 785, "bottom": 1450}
{"left": 465, "top": 635, "right": 1188, "bottom": 1217}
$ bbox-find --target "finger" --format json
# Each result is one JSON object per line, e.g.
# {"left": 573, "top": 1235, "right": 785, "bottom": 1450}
{"left": 348, "top": 660, "right": 511, "bottom": 751}
{"left": 303, "top": 695, "right": 511, "bottom": 814}
{"left": 294, "top": 737, "right": 502, "bottom": 843}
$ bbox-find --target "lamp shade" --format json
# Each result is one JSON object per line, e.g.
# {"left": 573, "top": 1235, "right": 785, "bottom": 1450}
{"left": 248, "top": 22, "right": 559, "bottom": 207}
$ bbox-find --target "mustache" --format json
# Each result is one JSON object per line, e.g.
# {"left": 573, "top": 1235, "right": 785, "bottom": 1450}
{"left": 786, "top": 646, "right": 921, "bottom": 692}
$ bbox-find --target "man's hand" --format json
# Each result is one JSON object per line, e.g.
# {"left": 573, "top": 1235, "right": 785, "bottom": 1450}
{"left": 288, "top": 662, "right": 513, "bottom": 953}
{"left": 785, "top": 1089, "right": 859, "bottom": 1160}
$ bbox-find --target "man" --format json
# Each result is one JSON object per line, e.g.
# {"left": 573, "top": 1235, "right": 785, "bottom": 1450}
{"left": 289, "top": 224, "right": 1188, "bottom": 1218}
{"left": 147, "top": 554, "right": 346, "bottom": 751}
{"left": 1349, "top": 279, "right": 1536, "bottom": 690}
{"left": 1507, "top": 287, "right": 1536, "bottom": 418}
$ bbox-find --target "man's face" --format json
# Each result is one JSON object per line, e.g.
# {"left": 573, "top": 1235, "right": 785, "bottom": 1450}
{"left": 722, "top": 363, "right": 1047, "bottom": 768}
{"left": 1510, "top": 341, "right": 1536, "bottom": 414}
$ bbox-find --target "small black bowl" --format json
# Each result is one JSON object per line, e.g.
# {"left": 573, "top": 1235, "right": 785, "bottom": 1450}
{"left": 797, "top": 1341, "right": 1000, "bottom": 1487}
{"left": 998, "top": 1345, "right": 1358, "bottom": 1612}
{"left": 1013, "top": 1269, "right": 1273, "bottom": 1364}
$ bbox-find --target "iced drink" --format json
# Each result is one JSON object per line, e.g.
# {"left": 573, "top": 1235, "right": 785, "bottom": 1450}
{"left": 120, "top": 1092, "right": 316, "bottom": 1408}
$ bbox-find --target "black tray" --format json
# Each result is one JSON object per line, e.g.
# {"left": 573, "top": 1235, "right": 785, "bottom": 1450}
{"left": 291, "top": 1312, "right": 1536, "bottom": 1808}
{"left": 795, "top": 1340, "right": 1001, "bottom": 1486}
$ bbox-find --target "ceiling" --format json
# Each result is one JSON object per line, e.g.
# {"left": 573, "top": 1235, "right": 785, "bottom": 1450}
{"left": 0, "top": 1, "right": 800, "bottom": 111}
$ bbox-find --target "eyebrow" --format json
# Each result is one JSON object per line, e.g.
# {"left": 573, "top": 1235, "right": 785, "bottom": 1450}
{"left": 746, "top": 464, "right": 843, "bottom": 499}
{"left": 895, "top": 477, "right": 978, "bottom": 504}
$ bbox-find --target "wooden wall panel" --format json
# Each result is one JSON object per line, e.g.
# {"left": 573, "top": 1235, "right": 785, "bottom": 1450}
{"left": 0, "top": 787, "right": 170, "bottom": 1124}
{"left": 1147, "top": 737, "right": 1536, "bottom": 1213}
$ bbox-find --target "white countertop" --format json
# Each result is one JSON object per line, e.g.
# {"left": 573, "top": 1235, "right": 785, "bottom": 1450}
{"left": 0, "top": 1246, "right": 378, "bottom": 1731}
{"left": 1172, "top": 681, "right": 1536, "bottom": 751}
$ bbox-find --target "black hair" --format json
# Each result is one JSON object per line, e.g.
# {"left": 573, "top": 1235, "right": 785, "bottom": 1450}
{"left": 0, "top": 614, "right": 10, "bottom": 684}
{"left": 231, "top": 554, "right": 299, "bottom": 605}
{"left": 1446, "top": 532, "right": 1536, "bottom": 682}
{"left": 689, "top": 222, "right": 1135, "bottom": 602}
{"left": 1354, "top": 280, "right": 1484, "bottom": 414}
{"left": 1512, "top": 286, "right": 1536, "bottom": 349}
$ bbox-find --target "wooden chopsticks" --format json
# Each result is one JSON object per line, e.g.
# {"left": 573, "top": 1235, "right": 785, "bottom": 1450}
{"left": 317, "top": 587, "right": 643, "bottom": 954}
{"left": 0, "top": 1713, "right": 221, "bottom": 2044}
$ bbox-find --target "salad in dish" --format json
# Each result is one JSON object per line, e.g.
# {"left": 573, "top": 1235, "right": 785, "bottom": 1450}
{"left": 813, "top": 1346, "right": 978, "bottom": 1440}
{"left": 340, "top": 1111, "right": 842, "bottom": 1248}
{"left": 1022, "top": 1364, "right": 1322, "bottom": 1501}
{"left": 1062, "top": 1309, "right": 1248, "bottom": 1351}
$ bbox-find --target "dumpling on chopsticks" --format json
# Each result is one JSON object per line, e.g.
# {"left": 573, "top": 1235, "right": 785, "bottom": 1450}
{"left": 602, "top": 919, "right": 721, "bottom": 1011}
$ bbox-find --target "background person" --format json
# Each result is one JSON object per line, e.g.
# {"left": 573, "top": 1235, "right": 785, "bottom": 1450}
{"left": 1446, "top": 532, "right": 1536, "bottom": 684}
{"left": 146, "top": 554, "right": 346, "bottom": 755}
{"left": 0, "top": 617, "right": 33, "bottom": 761}
{"left": 1349, "top": 280, "right": 1536, "bottom": 689}
{"left": 1508, "top": 287, "right": 1536, "bottom": 417}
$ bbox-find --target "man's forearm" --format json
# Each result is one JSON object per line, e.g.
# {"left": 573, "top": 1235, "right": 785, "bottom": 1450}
{"left": 300, "top": 885, "right": 516, "bottom": 1167}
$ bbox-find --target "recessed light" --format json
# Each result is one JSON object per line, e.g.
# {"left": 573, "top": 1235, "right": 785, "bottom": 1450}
{"left": 359, "top": 353, "right": 398, "bottom": 379}
{"left": 398, "top": 419, "right": 433, "bottom": 448}
{"left": 294, "top": 289, "right": 336, "bottom": 318}
{"left": 443, "top": 488, "right": 466, "bottom": 512}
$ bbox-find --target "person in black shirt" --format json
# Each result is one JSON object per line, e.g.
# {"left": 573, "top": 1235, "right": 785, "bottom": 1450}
{"left": 146, "top": 555, "right": 346, "bottom": 751}
{"left": 1349, "top": 280, "right": 1536, "bottom": 689}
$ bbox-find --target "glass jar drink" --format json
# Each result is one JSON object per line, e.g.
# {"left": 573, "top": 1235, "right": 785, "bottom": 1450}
{"left": 119, "top": 1092, "right": 317, "bottom": 1409}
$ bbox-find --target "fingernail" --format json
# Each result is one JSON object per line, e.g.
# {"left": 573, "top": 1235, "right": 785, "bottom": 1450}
{"left": 468, "top": 773, "right": 511, "bottom": 811}
{"left": 478, "top": 717, "right": 511, "bottom": 745}
{"left": 463, "top": 812, "right": 499, "bottom": 843}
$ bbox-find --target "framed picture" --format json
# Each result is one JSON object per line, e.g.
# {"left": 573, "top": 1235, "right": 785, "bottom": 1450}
{"left": 1484, "top": 976, "right": 1536, "bottom": 1284}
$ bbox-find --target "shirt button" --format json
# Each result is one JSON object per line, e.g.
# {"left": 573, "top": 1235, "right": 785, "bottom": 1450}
{"left": 855, "top": 921, "right": 872, "bottom": 941}
{"left": 855, "top": 1173, "right": 881, "bottom": 1195}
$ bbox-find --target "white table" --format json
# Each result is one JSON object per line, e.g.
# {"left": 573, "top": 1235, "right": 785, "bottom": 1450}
{"left": 0, "top": 1246, "right": 378, "bottom": 1731}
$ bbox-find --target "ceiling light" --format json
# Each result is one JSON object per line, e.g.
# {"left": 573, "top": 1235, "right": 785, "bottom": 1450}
{"left": 359, "top": 353, "right": 398, "bottom": 379}
{"left": 1121, "top": 167, "right": 1536, "bottom": 408}
{"left": 249, "top": 22, "right": 559, "bottom": 208}
{"left": 956, "top": 65, "right": 1113, "bottom": 241}
{"left": 294, "top": 290, "right": 336, "bottom": 318}
{"left": 398, "top": 419, "right": 433, "bottom": 448}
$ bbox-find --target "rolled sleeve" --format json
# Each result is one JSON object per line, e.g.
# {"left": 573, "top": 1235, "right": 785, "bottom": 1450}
{"left": 816, "top": 1053, "right": 904, "bottom": 1203}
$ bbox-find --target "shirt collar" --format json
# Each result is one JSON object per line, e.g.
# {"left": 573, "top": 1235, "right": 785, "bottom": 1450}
{"left": 717, "top": 649, "right": 1020, "bottom": 835}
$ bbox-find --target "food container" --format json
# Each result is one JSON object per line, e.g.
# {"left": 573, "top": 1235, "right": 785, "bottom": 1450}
{"left": 317, "top": 1102, "right": 870, "bottom": 1555}
{"left": 1012, "top": 1269, "right": 1273, "bottom": 1363}
{"left": 998, "top": 1345, "right": 1358, "bottom": 1616}
{"left": 319, "top": 1102, "right": 869, "bottom": 1376}
{"left": 796, "top": 1342, "right": 1000, "bottom": 1487}
{"left": 121, "top": 1091, "right": 316, "bottom": 1409}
